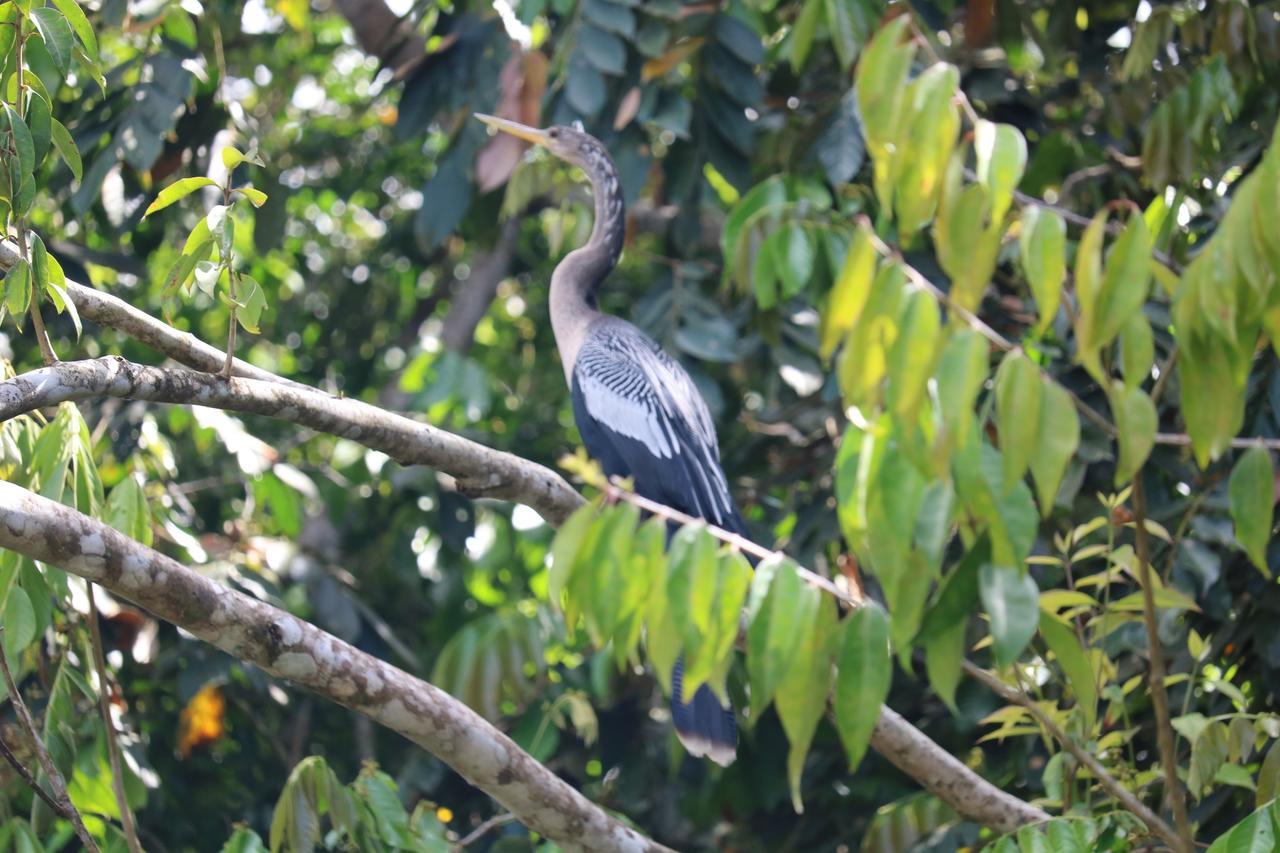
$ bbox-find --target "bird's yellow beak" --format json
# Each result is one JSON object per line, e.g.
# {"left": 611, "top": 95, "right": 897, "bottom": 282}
{"left": 474, "top": 113, "right": 550, "bottom": 147}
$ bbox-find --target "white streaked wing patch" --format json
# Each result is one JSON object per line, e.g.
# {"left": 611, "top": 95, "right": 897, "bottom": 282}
{"left": 579, "top": 374, "right": 675, "bottom": 459}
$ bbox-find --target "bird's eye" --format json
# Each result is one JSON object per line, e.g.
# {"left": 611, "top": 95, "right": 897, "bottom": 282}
{"left": 548, "top": 128, "right": 559, "bottom": 138}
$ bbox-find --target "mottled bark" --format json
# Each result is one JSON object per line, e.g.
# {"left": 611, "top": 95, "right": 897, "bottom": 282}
{"left": 870, "top": 706, "right": 1049, "bottom": 833}
{"left": 0, "top": 358, "right": 585, "bottom": 527}
{"left": 0, "top": 482, "right": 670, "bottom": 853}
{"left": 0, "top": 357, "right": 1054, "bottom": 835}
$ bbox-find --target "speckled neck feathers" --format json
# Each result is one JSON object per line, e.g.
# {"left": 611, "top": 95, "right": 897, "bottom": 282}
{"left": 549, "top": 136, "right": 625, "bottom": 380}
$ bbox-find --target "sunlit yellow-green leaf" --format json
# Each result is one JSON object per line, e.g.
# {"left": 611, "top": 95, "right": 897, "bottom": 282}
{"left": 1110, "top": 382, "right": 1157, "bottom": 486}
{"left": 1018, "top": 206, "right": 1066, "bottom": 336}
{"left": 1029, "top": 377, "right": 1079, "bottom": 516}
{"left": 834, "top": 601, "right": 890, "bottom": 771}
{"left": 144, "top": 177, "right": 218, "bottom": 217}
{"left": 974, "top": 120, "right": 1026, "bottom": 223}
{"left": 820, "top": 224, "right": 875, "bottom": 359}
{"left": 995, "top": 352, "right": 1042, "bottom": 490}
{"left": 774, "top": 594, "right": 838, "bottom": 813}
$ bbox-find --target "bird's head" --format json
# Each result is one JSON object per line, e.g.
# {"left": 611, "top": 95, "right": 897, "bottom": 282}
{"left": 474, "top": 114, "right": 609, "bottom": 175}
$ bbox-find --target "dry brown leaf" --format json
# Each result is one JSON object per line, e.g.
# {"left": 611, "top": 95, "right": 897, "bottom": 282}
{"left": 641, "top": 38, "right": 704, "bottom": 81}
{"left": 476, "top": 47, "right": 550, "bottom": 193}
{"left": 613, "top": 86, "right": 642, "bottom": 130}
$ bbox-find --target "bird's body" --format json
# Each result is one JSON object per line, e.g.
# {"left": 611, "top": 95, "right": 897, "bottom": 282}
{"left": 477, "top": 114, "right": 744, "bottom": 766}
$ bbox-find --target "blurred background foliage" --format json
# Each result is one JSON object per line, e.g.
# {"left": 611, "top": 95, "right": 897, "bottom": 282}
{"left": 2, "top": 0, "right": 1280, "bottom": 848}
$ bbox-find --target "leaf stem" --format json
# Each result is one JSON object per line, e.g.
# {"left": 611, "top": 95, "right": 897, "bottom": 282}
{"left": 0, "top": 626, "right": 100, "bottom": 851}
{"left": 1132, "top": 478, "right": 1194, "bottom": 850}
{"left": 963, "top": 660, "right": 1183, "bottom": 850}
{"left": 87, "top": 589, "right": 144, "bottom": 853}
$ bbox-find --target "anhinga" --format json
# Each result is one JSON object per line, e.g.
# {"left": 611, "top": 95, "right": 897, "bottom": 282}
{"left": 476, "top": 113, "right": 745, "bottom": 766}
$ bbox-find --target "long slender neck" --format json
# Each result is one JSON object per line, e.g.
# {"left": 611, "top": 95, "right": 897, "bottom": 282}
{"left": 550, "top": 149, "right": 625, "bottom": 380}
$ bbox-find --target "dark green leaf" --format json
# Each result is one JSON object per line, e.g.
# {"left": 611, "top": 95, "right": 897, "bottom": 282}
{"left": 1229, "top": 446, "right": 1274, "bottom": 576}
{"left": 31, "top": 8, "right": 75, "bottom": 75}
{"left": 5, "top": 259, "right": 30, "bottom": 321}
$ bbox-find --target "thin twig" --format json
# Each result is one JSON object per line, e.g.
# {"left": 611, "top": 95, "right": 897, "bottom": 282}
{"left": 963, "top": 661, "right": 1183, "bottom": 851}
{"left": 0, "top": 730, "right": 66, "bottom": 817}
{"left": 600, "top": 482, "right": 861, "bottom": 608}
{"left": 454, "top": 812, "right": 519, "bottom": 848}
{"left": 87, "top": 588, "right": 144, "bottom": 853}
{"left": 860, "top": 223, "right": 1118, "bottom": 437}
{"left": 0, "top": 627, "right": 100, "bottom": 851}
{"left": 1132, "top": 480, "right": 1194, "bottom": 851}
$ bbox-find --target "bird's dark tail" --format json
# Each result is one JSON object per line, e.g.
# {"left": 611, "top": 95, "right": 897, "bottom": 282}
{"left": 671, "top": 657, "right": 737, "bottom": 767}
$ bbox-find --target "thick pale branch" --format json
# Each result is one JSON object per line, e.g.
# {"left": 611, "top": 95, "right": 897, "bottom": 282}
{"left": 0, "top": 481, "right": 669, "bottom": 853}
{"left": 0, "top": 358, "right": 585, "bottom": 527}
{"left": 0, "top": 358, "right": 1052, "bottom": 835}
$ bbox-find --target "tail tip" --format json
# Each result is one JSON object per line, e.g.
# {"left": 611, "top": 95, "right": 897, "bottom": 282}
{"left": 675, "top": 730, "right": 737, "bottom": 767}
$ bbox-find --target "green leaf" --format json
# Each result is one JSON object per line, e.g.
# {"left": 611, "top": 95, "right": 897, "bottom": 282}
{"left": 50, "top": 117, "right": 82, "bottom": 182}
{"left": 974, "top": 120, "right": 1026, "bottom": 222}
{"left": 26, "top": 91, "right": 50, "bottom": 169}
{"left": 746, "top": 559, "right": 818, "bottom": 719}
{"left": 1229, "top": 446, "right": 1274, "bottom": 576}
{"left": 236, "top": 274, "right": 268, "bottom": 334}
{"left": 29, "top": 233, "right": 49, "bottom": 297}
{"left": 924, "top": 618, "right": 965, "bottom": 711}
{"left": 104, "top": 475, "right": 152, "bottom": 546}
{"left": 1018, "top": 206, "right": 1066, "bottom": 336}
{"left": 144, "top": 177, "right": 218, "bottom": 217}
{"left": 238, "top": 186, "right": 268, "bottom": 207}
{"left": 1110, "top": 382, "right": 1157, "bottom": 486}
{"left": 1206, "top": 800, "right": 1276, "bottom": 853}
{"left": 1257, "top": 741, "right": 1280, "bottom": 808}
{"left": 1095, "top": 213, "right": 1153, "bottom": 350}
{"left": 979, "top": 563, "right": 1038, "bottom": 667}
{"left": 1119, "top": 312, "right": 1154, "bottom": 390}
{"left": 995, "top": 352, "right": 1042, "bottom": 490}
{"left": 1029, "top": 377, "right": 1079, "bottom": 516}
{"left": 788, "top": 0, "right": 822, "bottom": 70}
{"left": 51, "top": 0, "right": 97, "bottom": 59}
{"left": 934, "top": 328, "right": 990, "bottom": 455}
{"left": 820, "top": 224, "right": 875, "bottom": 359}
{"left": 834, "top": 601, "right": 890, "bottom": 770}
{"left": 30, "top": 8, "right": 74, "bottom": 75}
{"left": 1038, "top": 610, "right": 1096, "bottom": 732}
{"left": 772, "top": 223, "right": 814, "bottom": 298}
{"left": 2, "top": 585, "right": 35, "bottom": 658}
{"left": 5, "top": 259, "right": 30, "bottom": 320}
{"left": 773, "top": 594, "right": 838, "bottom": 813}
{"left": 1189, "top": 721, "right": 1229, "bottom": 798}
{"left": 2, "top": 104, "right": 34, "bottom": 181}
{"left": 1072, "top": 210, "right": 1109, "bottom": 377}
{"left": 548, "top": 503, "right": 598, "bottom": 607}
{"left": 823, "top": 0, "right": 874, "bottom": 69}
{"left": 886, "top": 289, "right": 941, "bottom": 420}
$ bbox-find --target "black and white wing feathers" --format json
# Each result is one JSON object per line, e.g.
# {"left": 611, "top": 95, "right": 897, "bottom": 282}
{"left": 570, "top": 319, "right": 746, "bottom": 535}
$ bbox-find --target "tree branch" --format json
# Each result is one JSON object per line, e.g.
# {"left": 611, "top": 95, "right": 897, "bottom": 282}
{"left": 0, "top": 481, "right": 671, "bottom": 853}
{"left": 602, "top": 483, "right": 1051, "bottom": 833}
{"left": 441, "top": 218, "right": 520, "bottom": 354}
{"left": 962, "top": 661, "right": 1183, "bottom": 850}
{"left": 0, "top": 358, "right": 1052, "bottom": 835}
{"left": 0, "top": 238, "right": 307, "bottom": 390}
{"left": 0, "top": 357, "right": 585, "bottom": 527}
{"left": 1133, "top": 479, "right": 1193, "bottom": 850}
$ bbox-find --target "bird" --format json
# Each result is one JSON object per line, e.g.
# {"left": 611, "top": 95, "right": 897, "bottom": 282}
{"left": 476, "top": 113, "right": 747, "bottom": 767}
